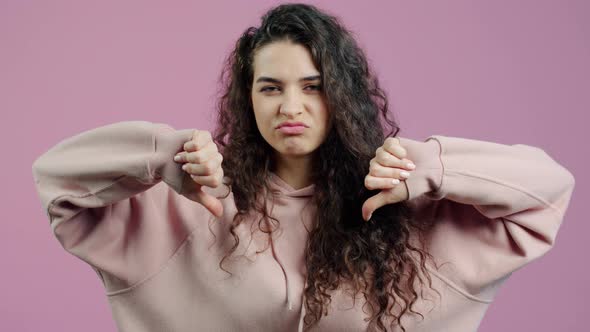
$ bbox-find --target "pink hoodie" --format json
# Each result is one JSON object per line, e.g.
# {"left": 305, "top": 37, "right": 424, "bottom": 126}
{"left": 31, "top": 121, "right": 575, "bottom": 332}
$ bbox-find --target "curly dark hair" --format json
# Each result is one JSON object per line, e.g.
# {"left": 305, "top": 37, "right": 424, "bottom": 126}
{"left": 211, "top": 3, "right": 441, "bottom": 331}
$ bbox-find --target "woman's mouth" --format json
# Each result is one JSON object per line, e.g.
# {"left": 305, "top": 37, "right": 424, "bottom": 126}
{"left": 277, "top": 126, "right": 306, "bottom": 134}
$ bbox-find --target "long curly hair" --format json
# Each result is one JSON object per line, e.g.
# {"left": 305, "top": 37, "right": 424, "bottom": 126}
{"left": 211, "top": 3, "right": 441, "bottom": 331}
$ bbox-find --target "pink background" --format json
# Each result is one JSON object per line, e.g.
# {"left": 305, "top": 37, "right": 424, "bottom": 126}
{"left": 2, "top": 0, "right": 587, "bottom": 331}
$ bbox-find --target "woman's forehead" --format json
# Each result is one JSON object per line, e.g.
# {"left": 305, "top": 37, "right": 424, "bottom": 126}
{"left": 253, "top": 43, "right": 319, "bottom": 82}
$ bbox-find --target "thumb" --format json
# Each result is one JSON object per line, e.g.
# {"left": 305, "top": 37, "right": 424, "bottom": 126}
{"left": 194, "top": 188, "right": 224, "bottom": 218}
{"left": 361, "top": 190, "right": 391, "bottom": 222}
{"left": 362, "top": 183, "right": 410, "bottom": 222}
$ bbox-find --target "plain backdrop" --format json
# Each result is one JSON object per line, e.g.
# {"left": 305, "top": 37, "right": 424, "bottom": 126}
{"left": 1, "top": 0, "right": 588, "bottom": 331}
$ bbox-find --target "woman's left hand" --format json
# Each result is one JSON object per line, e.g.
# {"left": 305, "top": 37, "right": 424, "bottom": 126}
{"left": 361, "top": 137, "right": 416, "bottom": 222}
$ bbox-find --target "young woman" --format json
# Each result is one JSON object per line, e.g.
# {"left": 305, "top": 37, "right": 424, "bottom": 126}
{"left": 32, "top": 3, "right": 575, "bottom": 332}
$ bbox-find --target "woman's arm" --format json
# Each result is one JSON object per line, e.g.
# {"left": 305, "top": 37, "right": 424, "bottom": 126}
{"left": 31, "top": 121, "right": 203, "bottom": 291}
{"left": 398, "top": 135, "right": 575, "bottom": 301}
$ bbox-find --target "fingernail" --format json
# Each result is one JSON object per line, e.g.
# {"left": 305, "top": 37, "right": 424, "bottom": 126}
{"left": 406, "top": 162, "right": 416, "bottom": 170}
{"left": 174, "top": 155, "right": 181, "bottom": 161}
{"left": 182, "top": 164, "right": 188, "bottom": 170}
{"left": 400, "top": 171, "right": 411, "bottom": 178}
{"left": 367, "top": 213, "right": 372, "bottom": 221}
{"left": 392, "top": 179, "right": 400, "bottom": 185}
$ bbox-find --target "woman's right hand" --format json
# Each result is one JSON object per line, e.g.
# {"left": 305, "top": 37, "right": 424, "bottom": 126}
{"left": 173, "top": 129, "right": 224, "bottom": 218}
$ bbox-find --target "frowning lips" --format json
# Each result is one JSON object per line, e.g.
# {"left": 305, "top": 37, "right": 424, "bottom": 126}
{"left": 276, "top": 121, "right": 309, "bottom": 129}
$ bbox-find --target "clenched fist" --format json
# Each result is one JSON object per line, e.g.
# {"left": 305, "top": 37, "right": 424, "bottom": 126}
{"left": 172, "top": 129, "right": 224, "bottom": 218}
{"left": 361, "top": 137, "right": 416, "bottom": 222}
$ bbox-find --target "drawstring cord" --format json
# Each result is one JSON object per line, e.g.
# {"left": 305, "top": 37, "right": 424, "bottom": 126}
{"left": 267, "top": 223, "right": 293, "bottom": 310}
{"left": 264, "top": 186, "right": 308, "bottom": 331}
{"left": 266, "top": 220, "right": 307, "bottom": 331}
{"left": 297, "top": 280, "right": 307, "bottom": 332}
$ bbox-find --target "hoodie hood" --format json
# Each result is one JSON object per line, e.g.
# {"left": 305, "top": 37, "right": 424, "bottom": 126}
{"left": 268, "top": 171, "right": 315, "bottom": 198}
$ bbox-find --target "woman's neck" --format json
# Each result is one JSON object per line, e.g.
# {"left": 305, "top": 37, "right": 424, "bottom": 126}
{"left": 273, "top": 154, "right": 313, "bottom": 190}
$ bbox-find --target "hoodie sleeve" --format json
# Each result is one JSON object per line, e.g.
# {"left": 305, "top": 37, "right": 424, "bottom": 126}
{"left": 31, "top": 121, "right": 203, "bottom": 291}
{"left": 397, "top": 135, "right": 576, "bottom": 302}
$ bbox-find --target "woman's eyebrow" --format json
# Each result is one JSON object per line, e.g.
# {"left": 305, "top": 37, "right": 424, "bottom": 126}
{"left": 255, "top": 75, "right": 321, "bottom": 84}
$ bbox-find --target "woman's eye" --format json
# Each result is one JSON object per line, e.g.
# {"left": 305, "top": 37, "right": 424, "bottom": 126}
{"left": 260, "top": 85, "right": 321, "bottom": 92}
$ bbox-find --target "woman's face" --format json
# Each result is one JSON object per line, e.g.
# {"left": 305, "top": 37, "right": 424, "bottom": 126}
{"left": 251, "top": 40, "right": 331, "bottom": 162}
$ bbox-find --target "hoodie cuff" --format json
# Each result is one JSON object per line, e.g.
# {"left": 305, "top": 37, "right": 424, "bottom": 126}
{"left": 397, "top": 136, "right": 444, "bottom": 201}
{"left": 149, "top": 123, "right": 195, "bottom": 195}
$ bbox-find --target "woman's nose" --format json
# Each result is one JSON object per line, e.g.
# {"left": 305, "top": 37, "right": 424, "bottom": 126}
{"left": 279, "top": 105, "right": 302, "bottom": 116}
{"left": 279, "top": 92, "right": 304, "bottom": 116}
